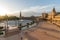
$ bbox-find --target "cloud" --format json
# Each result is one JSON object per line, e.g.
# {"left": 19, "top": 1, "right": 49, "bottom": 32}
{"left": 20, "top": 4, "right": 55, "bottom": 16}
{"left": 22, "top": 4, "right": 55, "bottom": 13}
{"left": 8, "top": 4, "right": 55, "bottom": 17}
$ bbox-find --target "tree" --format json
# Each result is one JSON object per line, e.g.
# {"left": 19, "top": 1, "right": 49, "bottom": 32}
{"left": 8, "top": 16, "right": 19, "bottom": 20}
{"left": 0, "top": 16, "right": 19, "bottom": 21}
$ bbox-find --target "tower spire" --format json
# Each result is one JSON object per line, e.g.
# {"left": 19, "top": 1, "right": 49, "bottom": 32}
{"left": 20, "top": 11, "right": 22, "bottom": 19}
{"left": 51, "top": 7, "right": 56, "bottom": 19}
{"left": 52, "top": 7, "right": 56, "bottom": 12}
{"left": 52, "top": 7, "right": 56, "bottom": 15}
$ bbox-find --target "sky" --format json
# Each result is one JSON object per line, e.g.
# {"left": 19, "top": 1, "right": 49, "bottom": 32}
{"left": 0, "top": 0, "right": 60, "bottom": 17}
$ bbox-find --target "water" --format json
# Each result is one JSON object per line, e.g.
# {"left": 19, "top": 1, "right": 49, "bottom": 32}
{"left": 0, "top": 20, "right": 36, "bottom": 30}
{"left": 0, "top": 20, "right": 32, "bottom": 27}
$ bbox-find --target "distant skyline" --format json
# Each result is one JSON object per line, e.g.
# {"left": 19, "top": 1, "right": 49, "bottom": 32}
{"left": 0, "top": 0, "right": 60, "bottom": 17}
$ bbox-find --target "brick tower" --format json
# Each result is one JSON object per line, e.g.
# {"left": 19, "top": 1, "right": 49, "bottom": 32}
{"left": 51, "top": 8, "right": 56, "bottom": 19}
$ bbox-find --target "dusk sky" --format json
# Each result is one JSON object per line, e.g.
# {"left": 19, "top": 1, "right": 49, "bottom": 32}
{"left": 0, "top": 0, "right": 60, "bottom": 17}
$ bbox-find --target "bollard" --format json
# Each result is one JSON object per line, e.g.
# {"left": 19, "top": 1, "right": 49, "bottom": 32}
{"left": 19, "top": 23, "right": 22, "bottom": 26}
{"left": 21, "top": 37, "right": 23, "bottom": 40}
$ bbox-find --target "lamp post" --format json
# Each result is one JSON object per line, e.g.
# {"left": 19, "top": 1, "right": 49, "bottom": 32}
{"left": 18, "top": 23, "right": 23, "bottom": 40}
{"left": 5, "top": 14, "right": 8, "bottom": 35}
{"left": 6, "top": 19, "right": 8, "bottom": 31}
{"left": 18, "top": 23, "right": 29, "bottom": 40}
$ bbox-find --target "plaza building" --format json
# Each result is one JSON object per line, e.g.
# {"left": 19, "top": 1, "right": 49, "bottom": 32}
{"left": 42, "top": 8, "right": 60, "bottom": 25}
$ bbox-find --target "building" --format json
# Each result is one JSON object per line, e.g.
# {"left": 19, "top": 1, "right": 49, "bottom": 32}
{"left": 42, "top": 12, "right": 48, "bottom": 20}
{"left": 42, "top": 8, "right": 60, "bottom": 23}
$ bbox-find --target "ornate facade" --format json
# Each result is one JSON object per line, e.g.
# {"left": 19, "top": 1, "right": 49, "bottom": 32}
{"left": 42, "top": 8, "right": 60, "bottom": 23}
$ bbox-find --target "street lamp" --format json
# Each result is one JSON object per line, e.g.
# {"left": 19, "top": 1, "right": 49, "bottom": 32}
{"left": 18, "top": 23, "right": 24, "bottom": 40}
{"left": 18, "top": 23, "right": 29, "bottom": 40}
{"left": 5, "top": 14, "right": 8, "bottom": 32}
{"left": 4, "top": 14, "right": 8, "bottom": 36}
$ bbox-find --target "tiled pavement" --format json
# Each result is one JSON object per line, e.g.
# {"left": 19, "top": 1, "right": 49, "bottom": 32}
{"left": 2, "top": 21, "right": 60, "bottom": 40}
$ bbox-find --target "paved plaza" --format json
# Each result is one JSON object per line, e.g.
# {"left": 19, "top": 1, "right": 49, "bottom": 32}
{"left": 1, "top": 21, "right": 60, "bottom": 40}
